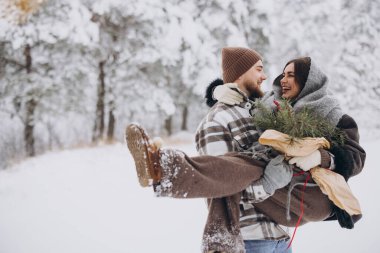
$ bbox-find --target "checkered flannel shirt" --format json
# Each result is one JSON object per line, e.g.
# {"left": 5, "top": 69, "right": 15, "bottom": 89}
{"left": 195, "top": 99, "right": 289, "bottom": 241}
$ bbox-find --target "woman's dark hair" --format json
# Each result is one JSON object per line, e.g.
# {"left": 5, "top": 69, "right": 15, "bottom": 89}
{"left": 283, "top": 57, "right": 311, "bottom": 91}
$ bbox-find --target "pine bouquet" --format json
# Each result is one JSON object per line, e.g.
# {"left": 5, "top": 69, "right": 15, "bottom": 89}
{"left": 253, "top": 99, "right": 345, "bottom": 145}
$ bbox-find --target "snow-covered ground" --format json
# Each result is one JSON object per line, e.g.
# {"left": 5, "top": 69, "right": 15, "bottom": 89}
{"left": 0, "top": 137, "right": 378, "bottom": 253}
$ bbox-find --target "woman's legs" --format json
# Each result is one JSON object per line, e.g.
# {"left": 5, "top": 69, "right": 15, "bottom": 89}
{"left": 126, "top": 123, "right": 266, "bottom": 198}
{"left": 126, "top": 123, "right": 332, "bottom": 225}
{"left": 158, "top": 147, "right": 333, "bottom": 226}
{"left": 156, "top": 149, "right": 266, "bottom": 198}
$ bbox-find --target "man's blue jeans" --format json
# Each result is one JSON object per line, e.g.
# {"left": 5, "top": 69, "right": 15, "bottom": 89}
{"left": 244, "top": 239, "right": 292, "bottom": 253}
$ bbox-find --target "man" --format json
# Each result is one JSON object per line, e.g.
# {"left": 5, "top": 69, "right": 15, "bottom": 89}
{"left": 195, "top": 47, "right": 292, "bottom": 253}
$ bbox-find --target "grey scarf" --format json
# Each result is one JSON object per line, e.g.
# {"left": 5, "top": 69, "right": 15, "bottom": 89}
{"left": 262, "top": 59, "right": 343, "bottom": 126}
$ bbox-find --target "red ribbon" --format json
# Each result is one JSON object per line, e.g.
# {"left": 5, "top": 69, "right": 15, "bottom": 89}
{"left": 287, "top": 171, "right": 311, "bottom": 249}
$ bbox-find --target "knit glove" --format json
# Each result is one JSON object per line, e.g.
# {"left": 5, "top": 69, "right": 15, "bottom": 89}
{"left": 289, "top": 150, "right": 322, "bottom": 171}
{"left": 261, "top": 155, "right": 293, "bottom": 195}
{"left": 213, "top": 83, "right": 243, "bottom": 105}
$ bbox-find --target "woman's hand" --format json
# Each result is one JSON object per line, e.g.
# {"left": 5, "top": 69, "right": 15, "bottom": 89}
{"left": 289, "top": 150, "right": 322, "bottom": 171}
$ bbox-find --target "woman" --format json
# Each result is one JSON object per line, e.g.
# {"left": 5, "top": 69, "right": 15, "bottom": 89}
{"left": 126, "top": 57, "right": 366, "bottom": 252}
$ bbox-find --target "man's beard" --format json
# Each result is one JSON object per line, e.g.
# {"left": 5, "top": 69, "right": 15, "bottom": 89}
{"left": 244, "top": 80, "right": 264, "bottom": 99}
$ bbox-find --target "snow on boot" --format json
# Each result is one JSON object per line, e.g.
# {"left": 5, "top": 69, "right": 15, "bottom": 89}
{"left": 125, "top": 124, "right": 162, "bottom": 187}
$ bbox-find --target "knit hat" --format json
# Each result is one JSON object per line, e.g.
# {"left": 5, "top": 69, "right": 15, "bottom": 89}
{"left": 222, "top": 47, "right": 262, "bottom": 83}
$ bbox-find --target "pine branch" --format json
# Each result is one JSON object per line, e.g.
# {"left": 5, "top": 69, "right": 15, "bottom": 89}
{"left": 253, "top": 99, "right": 345, "bottom": 145}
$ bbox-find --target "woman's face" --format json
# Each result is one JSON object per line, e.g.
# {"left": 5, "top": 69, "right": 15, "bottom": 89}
{"left": 280, "top": 63, "right": 301, "bottom": 100}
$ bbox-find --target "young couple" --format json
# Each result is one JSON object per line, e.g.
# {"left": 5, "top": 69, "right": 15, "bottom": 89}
{"left": 126, "top": 47, "right": 366, "bottom": 253}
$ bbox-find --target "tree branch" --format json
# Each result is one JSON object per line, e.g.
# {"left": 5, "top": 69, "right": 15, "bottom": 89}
{"left": 4, "top": 58, "right": 26, "bottom": 69}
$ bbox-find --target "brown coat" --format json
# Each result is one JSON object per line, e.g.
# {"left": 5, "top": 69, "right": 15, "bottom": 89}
{"left": 154, "top": 114, "right": 365, "bottom": 253}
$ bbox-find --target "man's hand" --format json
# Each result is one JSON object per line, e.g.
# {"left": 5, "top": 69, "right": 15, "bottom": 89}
{"left": 289, "top": 150, "right": 322, "bottom": 171}
{"left": 261, "top": 155, "right": 293, "bottom": 195}
{"left": 213, "top": 83, "right": 243, "bottom": 105}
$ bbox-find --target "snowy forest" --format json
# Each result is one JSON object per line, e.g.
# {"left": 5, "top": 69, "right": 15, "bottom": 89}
{"left": 1, "top": 0, "right": 379, "bottom": 169}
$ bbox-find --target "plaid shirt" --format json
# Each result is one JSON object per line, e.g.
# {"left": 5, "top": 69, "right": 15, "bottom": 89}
{"left": 195, "top": 99, "right": 289, "bottom": 241}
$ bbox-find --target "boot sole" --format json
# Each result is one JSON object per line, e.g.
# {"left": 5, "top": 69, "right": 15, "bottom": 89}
{"left": 125, "top": 124, "right": 153, "bottom": 187}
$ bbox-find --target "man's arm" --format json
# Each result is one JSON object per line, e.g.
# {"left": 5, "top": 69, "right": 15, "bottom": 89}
{"left": 243, "top": 155, "right": 293, "bottom": 203}
{"left": 243, "top": 179, "right": 273, "bottom": 203}
{"left": 195, "top": 119, "right": 235, "bottom": 155}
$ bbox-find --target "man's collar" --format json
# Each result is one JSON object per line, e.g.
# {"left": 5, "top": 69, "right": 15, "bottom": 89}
{"left": 234, "top": 89, "right": 255, "bottom": 111}
{"left": 238, "top": 99, "right": 255, "bottom": 111}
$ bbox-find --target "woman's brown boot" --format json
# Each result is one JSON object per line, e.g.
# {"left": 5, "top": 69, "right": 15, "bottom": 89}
{"left": 125, "top": 124, "right": 162, "bottom": 187}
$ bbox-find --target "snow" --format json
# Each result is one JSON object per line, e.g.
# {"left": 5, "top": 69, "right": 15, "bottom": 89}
{"left": 0, "top": 142, "right": 205, "bottom": 253}
{"left": 0, "top": 139, "right": 378, "bottom": 253}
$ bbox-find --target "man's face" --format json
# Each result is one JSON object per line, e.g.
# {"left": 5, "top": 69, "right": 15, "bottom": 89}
{"left": 280, "top": 63, "right": 301, "bottom": 100}
{"left": 240, "top": 60, "right": 267, "bottom": 98}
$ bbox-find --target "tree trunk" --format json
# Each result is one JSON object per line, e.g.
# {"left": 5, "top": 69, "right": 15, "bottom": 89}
{"left": 107, "top": 107, "right": 115, "bottom": 142}
{"left": 0, "top": 42, "right": 5, "bottom": 79}
{"left": 23, "top": 44, "right": 36, "bottom": 156}
{"left": 164, "top": 116, "right": 172, "bottom": 136}
{"left": 93, "top": 60, "right": 106, "bottom": 142}
{"left": 106, "top": 83, "right": 116, "bottom": 142}
{"left": 24, "top": 98, "right": 37, "bottom": 156}
{"left": 181, "top": 105, "right": 188, "bottom": 131}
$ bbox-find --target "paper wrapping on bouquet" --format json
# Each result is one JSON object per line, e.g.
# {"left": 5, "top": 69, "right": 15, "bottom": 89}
{"left": 310, "top": 167, "right": 361, "bottom": 215}
{"left": 258, "top": 129, "right": 330, "bottom": 156}
{"left": 259, "top": 129, "right": 362, "bottom": 216}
